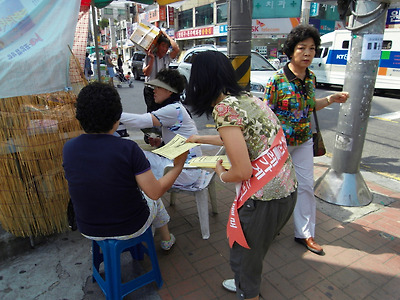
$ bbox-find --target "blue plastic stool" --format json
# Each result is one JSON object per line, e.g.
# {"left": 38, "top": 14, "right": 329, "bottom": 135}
{"left": 92, "top": 227, "right": 163, "bottom": 299}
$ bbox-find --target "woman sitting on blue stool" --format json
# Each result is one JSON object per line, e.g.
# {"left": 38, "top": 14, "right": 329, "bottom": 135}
{"left": 63, "top": 82, "right": 187, "bottom": 250}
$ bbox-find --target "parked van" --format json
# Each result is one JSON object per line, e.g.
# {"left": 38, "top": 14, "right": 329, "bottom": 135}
{"left": 310, "top": 29, "right": 400, "bottom": 91}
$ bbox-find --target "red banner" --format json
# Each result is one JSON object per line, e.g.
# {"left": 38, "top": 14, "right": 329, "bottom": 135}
{"left": 227, "top": 128, "right": 288, "bottom": 249}
{"left": 159, "top": 6, "right": 166, "bottom": 21}
{"left": 168, "top": 6, "right": 174, "bottom": 26}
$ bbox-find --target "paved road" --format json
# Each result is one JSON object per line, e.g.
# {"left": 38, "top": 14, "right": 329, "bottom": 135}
{"left": 116, "top": 77, "right": 400, "bottom": 182}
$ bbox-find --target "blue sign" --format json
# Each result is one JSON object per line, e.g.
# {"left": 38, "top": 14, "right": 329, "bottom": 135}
{"left": 219, "top": 24, "right": 227, "bottom": 34}
{"left": 309, "top": 18, "right": 320, "bottom": 30}
{"left": 326, "top": 50, "right": 348, "bottom": 65}
{"left": 253, "top": 0, "right": 301, "bottom": 19}
{"left": 310, "top": 3, "right": 319, "bottom": 17}
{"left": 379, "top": 51, "right": 400, "bottom": 69}
{"left": 386, "top": 8, "right": 400, "bottom": 25}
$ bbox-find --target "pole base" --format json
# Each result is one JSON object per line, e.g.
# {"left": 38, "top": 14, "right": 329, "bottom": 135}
{"left": 314, "top": 168, "right": 373, "bottom": 207}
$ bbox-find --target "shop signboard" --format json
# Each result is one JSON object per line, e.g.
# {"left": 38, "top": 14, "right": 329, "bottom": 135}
{"left": 253, "top": 0, "right": 301, "bottom": 19}
{"left": 310, "top": 3, "right": 319, "bottom": 17}
{"left": 175, "top": 26, "right": 214, "bottom": 40}
{"left": 387, "top": 8, "right": 400, "bottom": 25}
{"left": 252, "top": 18, "right": 300, "bottom": 34}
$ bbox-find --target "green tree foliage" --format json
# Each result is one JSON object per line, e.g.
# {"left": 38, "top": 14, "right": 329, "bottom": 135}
{"left": 99, "top": 18, "right": 109, "bottom": 29}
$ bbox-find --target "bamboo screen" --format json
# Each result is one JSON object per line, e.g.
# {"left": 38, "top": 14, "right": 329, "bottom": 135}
{"left": 0, "top": 91, "right": 84, "bottom": 237}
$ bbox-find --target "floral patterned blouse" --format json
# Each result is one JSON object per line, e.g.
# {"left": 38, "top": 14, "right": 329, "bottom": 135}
{"left": 213, "top": 93, "right": 297, "bottom": 201}
{"left": 264, "top": 64, "right": 316, "bottom": 146}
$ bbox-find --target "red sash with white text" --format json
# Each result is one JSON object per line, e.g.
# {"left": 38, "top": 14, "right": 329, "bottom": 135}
{"left": 227, "top": 128, "right": 288, "bottom": 249}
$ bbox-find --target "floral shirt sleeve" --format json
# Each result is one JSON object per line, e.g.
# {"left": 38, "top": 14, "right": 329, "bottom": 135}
{"left": 212, "top": 94, "right": 297, "bottom": 201}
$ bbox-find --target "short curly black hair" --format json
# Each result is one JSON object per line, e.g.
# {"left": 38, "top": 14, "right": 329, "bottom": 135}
{"left": 76, "top": 82, "right": 122, "bottom": 133}
{"left": 155, "top": 68, "right": 186, "bottom": 94}
{"left": 283, "top": 25, "right": 321, "bottom": 59}
{"left": 157, "top": 34, "right": 171, "bottom": 47}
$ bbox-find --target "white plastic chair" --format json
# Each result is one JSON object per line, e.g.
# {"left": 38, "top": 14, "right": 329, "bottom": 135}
{"left": 163, "top": 145, "right": 224, "bottom": 239}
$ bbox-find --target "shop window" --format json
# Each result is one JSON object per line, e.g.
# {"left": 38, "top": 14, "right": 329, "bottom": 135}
{"left": 195, "top": 4, "right": 213, "bottom": 27}
{"left": 178, "top": 10, "right": 193, "bottom": 30}
{"left": 217, "top": 2, "right": 227, "bottom": 24}
{"left": 103, "top": 8, "right": 113, "bottom": 15}
{"left": 316, "top": 47, "right": 329, "bottom": 58}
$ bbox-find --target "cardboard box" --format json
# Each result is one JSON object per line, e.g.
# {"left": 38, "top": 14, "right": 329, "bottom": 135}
{"left": 130, "top": 22, "right": 161, "bottom": 52}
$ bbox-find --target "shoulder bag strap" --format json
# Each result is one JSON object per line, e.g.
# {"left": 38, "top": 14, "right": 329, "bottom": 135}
{"left": 313, "top": 110, "right": 321, "bottom": 133}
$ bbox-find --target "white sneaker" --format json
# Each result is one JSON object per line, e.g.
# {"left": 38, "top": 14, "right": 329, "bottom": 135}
{"left": 222, "top": 279, "right": 236, "bottom": 292}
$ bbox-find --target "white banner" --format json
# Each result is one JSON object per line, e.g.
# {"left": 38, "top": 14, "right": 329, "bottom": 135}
{"left": 0, "top": 0, "right": 80, "bottom": 98}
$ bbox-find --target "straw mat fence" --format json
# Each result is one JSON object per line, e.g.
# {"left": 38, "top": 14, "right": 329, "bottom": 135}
{"left": 0, "top": 90, "right": 83, "bottom": 237}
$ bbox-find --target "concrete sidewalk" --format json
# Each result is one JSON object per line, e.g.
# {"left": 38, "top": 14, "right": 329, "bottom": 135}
{"left": 0, "top": 154, "right": 399, "bottom": 299}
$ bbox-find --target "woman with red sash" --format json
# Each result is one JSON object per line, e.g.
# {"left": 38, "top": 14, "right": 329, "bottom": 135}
{"left": 185, "top": 50, "right": 298, "bottom": 300}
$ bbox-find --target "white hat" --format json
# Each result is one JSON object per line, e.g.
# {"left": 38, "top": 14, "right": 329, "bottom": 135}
{"left": 145, "top": 79, "right": 178, "bottom": 93}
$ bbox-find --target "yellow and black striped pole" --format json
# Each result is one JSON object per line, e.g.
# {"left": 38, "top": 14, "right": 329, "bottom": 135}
{"left": 231, "top": 55, "right": 251, "bottom": 91}
{"left": 227, "top": 0, "right": 252, "bottom": 92}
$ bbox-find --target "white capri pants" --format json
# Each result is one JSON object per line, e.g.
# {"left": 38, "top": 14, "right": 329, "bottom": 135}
{"left": 288, "top": 138, "right": 316, "bottom": 239}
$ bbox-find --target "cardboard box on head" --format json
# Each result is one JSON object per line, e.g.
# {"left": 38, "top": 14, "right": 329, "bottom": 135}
{"left": 130, "top": 21, "right": 161, "bottom": 52}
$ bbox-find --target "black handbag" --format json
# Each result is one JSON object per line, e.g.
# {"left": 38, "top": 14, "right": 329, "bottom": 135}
{"left": 313, "top": 111, "right": 326, "bottom": 157}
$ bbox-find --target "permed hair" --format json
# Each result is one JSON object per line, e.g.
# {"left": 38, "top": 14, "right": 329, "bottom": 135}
{"left": 155, "top": 68, "right": 186, "bottom": 94}
{"left": 76, "top": 82, "right": 122, "bottom": 133}
{"left": 283, "top": 25, "right": 321, "bottom": 59}
{"left": 185, "top": 50, "right": 243, "bottom": 117}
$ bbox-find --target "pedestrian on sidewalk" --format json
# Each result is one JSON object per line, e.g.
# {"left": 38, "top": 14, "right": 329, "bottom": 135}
{"left": 84, "top": 52, "right": 92, "bottom": 81}
{"left": 63, "top": 82, "right": 187, "bottom": 250}
{"left": 105, "top": 50, "right": 116, "bottom": 87}
{"left": 264, "top": 24, "right": 349, "bottom": 255}
{"left": 117, "top": 54, "right": 123, "bottom": 74}
{"left": 143, "top": 30, "right": 180, "bottom": 113}
{"left": 185, "top": 50, "right": 298, "bottom": 300}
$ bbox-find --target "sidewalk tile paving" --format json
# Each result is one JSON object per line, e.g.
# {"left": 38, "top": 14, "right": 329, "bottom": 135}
{"left": 152, "top": 159, "right": 400, "bottom": 300}
{"left": 0, "top": 156, "right": 399, "bottom": 299}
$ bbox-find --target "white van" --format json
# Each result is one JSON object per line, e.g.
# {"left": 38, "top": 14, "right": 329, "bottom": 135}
{"left": 310, "top": 29, "right": 400, "bottom": 91}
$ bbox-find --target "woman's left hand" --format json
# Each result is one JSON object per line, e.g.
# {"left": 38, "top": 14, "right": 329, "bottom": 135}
{"left": 215, "top": 159, "right": 228, "bottom": 181}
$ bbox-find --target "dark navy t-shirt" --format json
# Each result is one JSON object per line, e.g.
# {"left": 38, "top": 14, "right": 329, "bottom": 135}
{"left": 63, "top": 134, "right": 151, "bottom": 237}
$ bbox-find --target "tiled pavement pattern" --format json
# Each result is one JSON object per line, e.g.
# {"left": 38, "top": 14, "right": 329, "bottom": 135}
{"left": 153, "top": 157, "right": 400, "bottom": 300}
{"left": 0, "top": 148, "right": 398, "bottom": 300}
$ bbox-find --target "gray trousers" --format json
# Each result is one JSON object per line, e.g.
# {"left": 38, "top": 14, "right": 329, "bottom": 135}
{"left": 230, "top": 191, "right": 297, "bottom": 299}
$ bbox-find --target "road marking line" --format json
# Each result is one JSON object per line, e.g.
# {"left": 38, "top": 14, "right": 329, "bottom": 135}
{"left": 371, "top": 111, "right": 400, "bottom": 123}
{"left": 322, "top": 152, "right": 400, "bottom": 182}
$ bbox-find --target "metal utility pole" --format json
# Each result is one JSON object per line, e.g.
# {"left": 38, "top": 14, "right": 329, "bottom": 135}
{"left": 300, "top": 0, "right": 311, "bottom": 24}
{"left": 227, "top": 0, "right": 252, "bottom": 91}
{"left": 91, "top": 0, "right": 102, "bottom": 82}
{"left": 314, "top": 0, "right": 390, "bottom": 206}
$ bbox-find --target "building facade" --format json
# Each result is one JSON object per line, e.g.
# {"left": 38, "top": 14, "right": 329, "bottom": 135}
{"left": 93, "top": 1, "right": 400, "bottom": 61}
